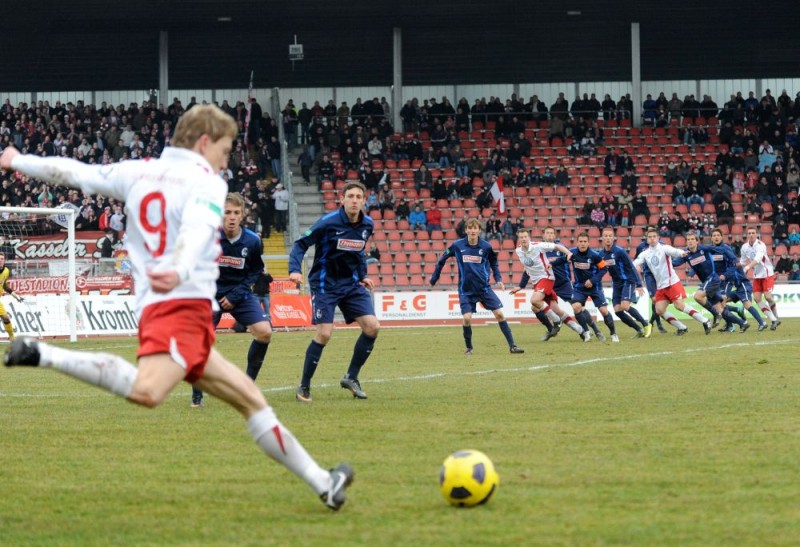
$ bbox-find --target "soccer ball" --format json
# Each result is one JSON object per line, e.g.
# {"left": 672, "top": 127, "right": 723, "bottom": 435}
{"left": 439, "top": 449, "right": 499, "bottom": 507}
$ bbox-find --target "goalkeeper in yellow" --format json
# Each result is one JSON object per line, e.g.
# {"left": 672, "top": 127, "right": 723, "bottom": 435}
{"left": 0, "top": 253, "right": 23, "bottom": 340}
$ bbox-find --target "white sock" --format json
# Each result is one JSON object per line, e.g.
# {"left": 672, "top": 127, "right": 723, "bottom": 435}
{"left": 40, "top": 343, "right": 137, "bottom": 398}
{"left": 560, "top": 314, "right": 584, "bottom": 333}
{"left": 770, "top": 302, "right": 779, "bottom": 319}
{"left": 545, "top": 309, "right": 561, "bottom": 324}
{"left": 663, "top": 312, "right": 687, "bottom": 330}
{"left": 761, "top": 306, "right": 777, "bottom": 322}
{"left": 247, "top": 406, "right": 331, "bottom": 495}
{"left": 683, "top": 306, "right": 709, "bottom": 324}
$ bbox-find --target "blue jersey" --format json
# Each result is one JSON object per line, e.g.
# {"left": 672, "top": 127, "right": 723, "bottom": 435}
{"left": 545, "top": 245, "right": 573, "bottom": 291}
{"left": 289, "top": 207, "right": 374, "bottom": 293}
{"left": 708, "top": 243, "right": 741, "bottom": 280}
{"left": 634, "top": 240, "right": 655, "bottom": 280}
{"left": 569, "top": 247, "right": 607, "bottom": 288}
{"left": 217, "top": 227, "right": 264, "bottom": 305}
{"left": 430, "top": 237, "right": 502, "bottom": 296}
{"left": 599, "top": 244, "right": 642, "bottom": 286}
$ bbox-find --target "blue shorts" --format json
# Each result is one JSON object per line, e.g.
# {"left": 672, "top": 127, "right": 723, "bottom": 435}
{"left": 725, "top": 279, "right": 753, "bottom": 304}
{"left": 213, "top": 293, "right": 269, "bottom": 328}
{"left": 698, "top": 277, "right": 722, "bottom": 305}
{"left": 611, "top": 282, "right": 637, "bottom": 306}
{"left": 571, "top": 285, "right": 608, "bottom": 308}
{"left": 460, "top": 288, "right": 503, "bottom": 315}
{"left": 553, "top": 282, "right": 573, "bottom": 303}
{"left": 311, "top": 284, "right": 375, "bottom": 324}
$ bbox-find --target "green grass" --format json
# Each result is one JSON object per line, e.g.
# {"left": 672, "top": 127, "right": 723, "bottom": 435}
{"left": 2, "top": 321, "right": 800, "bottom": 546}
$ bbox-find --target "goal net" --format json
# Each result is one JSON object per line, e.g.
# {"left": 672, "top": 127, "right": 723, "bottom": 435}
{"left": 0, "top": 205, "right": 134, "bottom": 341}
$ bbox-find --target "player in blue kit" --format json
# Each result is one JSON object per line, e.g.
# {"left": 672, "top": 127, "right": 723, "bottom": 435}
{"left": 191, "top": 193, "right": 272, "bottom": 408}
{"left": 672, "top": 232, "right": 749, "bottom": 333}
{"left": 569, "top": 232, "right": 618, "bottom": 342}
{"left": 708, "top": 228, "right": 767, "bottom": 332}
{"left": 289, "top": 181, "right": 379, "bottom": 403}
{"left": 430, "top": 217, "right": 524, "bottom": 355}
{"left": 542, "top": 226, "right": 598, "bottom": 341}
{"left": 599, "top": 227, "right": 650, "bottom": 337}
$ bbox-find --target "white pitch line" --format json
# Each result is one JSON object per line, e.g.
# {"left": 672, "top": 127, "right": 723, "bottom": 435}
{"left": 1, "top": 338, "right": 793, "bottom": 399}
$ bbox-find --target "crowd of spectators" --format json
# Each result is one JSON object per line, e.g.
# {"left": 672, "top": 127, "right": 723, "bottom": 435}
{"left": 1, "top": 87, "right": 800, "bottom": 271}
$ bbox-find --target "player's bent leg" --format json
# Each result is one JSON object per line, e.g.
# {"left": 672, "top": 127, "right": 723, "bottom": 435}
{"left": 198, "top": 348, "right": 354, "bottom": 510}
{"left": 129, "top": 354, "right": 187, "bottom": 408}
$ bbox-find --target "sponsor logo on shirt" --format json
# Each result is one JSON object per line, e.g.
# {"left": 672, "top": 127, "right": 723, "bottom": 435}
{"left": 574, "top": 262, "right": 590, "bottom": 270}
{"left": 689, "top": 256, "right": 706, "bottom": 266}
{"left": 463, "top": 255, "right": 483, "bottom": 263}
{"left": 219, "top": 255, "right": 245, "bottom": 268}
{"left": 604, "top": 258, "right": 617, "bottom": 266}
{"left": 337, "top": 239, "right": 366, "bottom": 251}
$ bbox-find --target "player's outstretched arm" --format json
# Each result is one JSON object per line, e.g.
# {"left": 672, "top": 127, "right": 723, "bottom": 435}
{"left": 5, "top": 148, "right": 125, "bottom": 201}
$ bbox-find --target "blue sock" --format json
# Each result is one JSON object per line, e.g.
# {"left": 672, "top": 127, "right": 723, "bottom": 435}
{"left": 301, "top": 340, "right": 325, "bottom": 388}
{"left": 575, "top": 310, "right": 589, "bottom": 332}
{"left": 747, "top": 305, "right": 765, "bottom": 326}
{"left": 628, "top": 306, "right": 647, "bottom": 326}
{"left": 615, "top": 309, "right": 640, "bottom": 331}
{"left": 463, "top": 325, "right": 473, "bottom": 349}
{"left": 602, "top": 312, "right": 616, "bottom": 335}
{"left": 722, "top": 308, "right": 744, "bottom": 327}
{"left": 583, "top": 310, "right": 601, "bottom": 334}
{"left": 246, "top": 340, "right": 270, "bottom": 381}
{"left": 535, "top": 310, "right": 553, "bottom": 331}
{"left": 700, "top": 300, "right": 719, "bottom": 319}
{"left": 346, "top": 333, "right": 376, "bottom": 379}
{"left": 498, "top": 320, "right": 516, "bottom": 347}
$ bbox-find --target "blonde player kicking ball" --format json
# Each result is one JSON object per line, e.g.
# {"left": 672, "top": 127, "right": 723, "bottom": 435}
{"left": 740, "top": 227, "right": 780, "bottom": 330}
{"left": 0, "top": 105, "right": 354, "bottom": 510}
{"left": 633, "top": 227, "right": 711, "bottom": 335}
{"left": 509, "top": 228, "right": 585, "bottom": 341}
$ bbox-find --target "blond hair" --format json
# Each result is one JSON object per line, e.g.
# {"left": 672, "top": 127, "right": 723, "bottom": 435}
{"left": 172, "top": 104, "right": 237, "bottom": 149}
{"left": 465, "top": 218, "right": 482, "bottom": 229}
{"left": 226, "top": 192, "right": 245, "bottom": 209}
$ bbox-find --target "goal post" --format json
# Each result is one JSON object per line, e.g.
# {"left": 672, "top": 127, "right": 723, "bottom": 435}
{"left": 0, "top": 205, "right": 78, "bottom": 342}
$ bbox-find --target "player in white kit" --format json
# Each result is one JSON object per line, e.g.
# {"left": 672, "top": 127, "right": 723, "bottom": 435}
{"left": 0, "top": 105, "right": 354, "bottom": 510}
{"left": 633, "top": 228, "right": 711, "bottom": 335}
{"left": 740, "top": 227, "right": 780, "bottom": 330}
{"left": 508, "top": 228, "right": 584, "bottom": 341}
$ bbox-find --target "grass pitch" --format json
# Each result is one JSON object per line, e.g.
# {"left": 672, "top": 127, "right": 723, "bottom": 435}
{"left": 1, "top": 321, "right": 800, "bottom": 546}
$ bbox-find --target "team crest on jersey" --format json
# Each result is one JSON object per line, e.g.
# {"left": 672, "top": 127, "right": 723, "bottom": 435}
{"left": 522, "top": 257, "right": 535, "bottom": 266}
{"left": 362, "top": 230, "right": 368, "bottom": 239}
{"left": 241, "top": 247, "right": 249, "bottom": 257}
{"left": 478, "top": 249, "right": 484, "bottom": 255}
{"left": 649, "top": 256, "right": 660, "bottom": 267}
{"left": 463, "top": 255, "right": 483, "bottom": 263}
{"left": 337, "top": 239, "right": 366, "bottom": 251}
